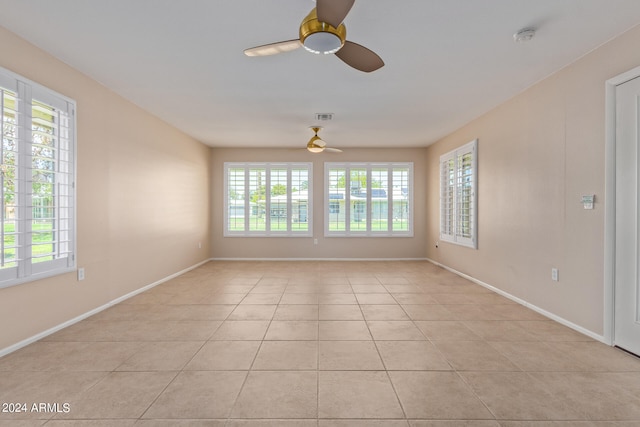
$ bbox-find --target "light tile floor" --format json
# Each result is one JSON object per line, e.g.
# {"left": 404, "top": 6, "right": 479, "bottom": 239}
{"left": 1, "top": 260, "right": 640, "bottom": 426}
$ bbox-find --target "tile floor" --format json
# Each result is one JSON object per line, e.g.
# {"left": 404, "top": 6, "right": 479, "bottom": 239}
{"left": 1, "top": 260, "right": 640, "bottom": 426}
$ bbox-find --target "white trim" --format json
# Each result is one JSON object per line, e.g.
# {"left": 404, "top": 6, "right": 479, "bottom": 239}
{"left": 439, "top": 139, "right": 478, "bottom": 249}
{"left": 0, "top": 65, "right": 77, "bottom": 289}
{"left": 426, "top": 258, "right": 607, "bottom": 344}
{"left": 603, "top": 65, "right": 640, "bottom": 346}
{"left": 324, "top": 162, "right": 414, "bottom": 237}
{"left": 0, "top": 259, "right": 210, "bottom": 358}
{"left": 224, "top": 162, "right": 313, "bottom": 237}
{"left": 0, "top": 65, "right": 76, "bottom": 105}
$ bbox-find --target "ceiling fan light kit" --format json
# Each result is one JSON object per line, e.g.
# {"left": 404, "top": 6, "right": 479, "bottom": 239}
{"left": 306, "top": 126, "right": 342, "bottom": 153}
{"left": 307, "top": 145, "right": 325, "bottom": 153}
{"left": 300, "top": 8, "right": 346, "bottom": 54}
{"left": 244, "top": 0, "right": 384, "bottom": 72}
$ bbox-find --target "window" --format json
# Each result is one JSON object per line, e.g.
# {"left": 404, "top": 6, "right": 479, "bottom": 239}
{"left": 325, "top": 162, "right": 412, "bottom": 237}
{"left": 440, "top": 139, "right": 477, "bottom": 248}
{"left": 0, "top": 66, "right": 76, "bottom": 289}
{"left": 224, "top": 162, "right": 312, "bottom": 236}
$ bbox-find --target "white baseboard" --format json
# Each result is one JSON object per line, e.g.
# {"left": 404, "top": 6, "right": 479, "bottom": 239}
{"left": 211, "top": 257, "right": 429, "bottom": 261}
{"left": 0, "top": 259, "right": 211, "bottom": 358}
{"left": 425, "top": 258, "right": 607, "bottom": 344}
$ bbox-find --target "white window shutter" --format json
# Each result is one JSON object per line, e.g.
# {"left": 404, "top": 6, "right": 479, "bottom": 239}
{"left": 224, "top": 162, "right": 312, "bottom": 237}
{"left": 324, "top": 162, "right": 413, "bottom": 237}
{"left": 0, "top": 66, "right": 76, "bottom": 288}
{"left": 439, "top": 140, "right": 477, "bottom": 248}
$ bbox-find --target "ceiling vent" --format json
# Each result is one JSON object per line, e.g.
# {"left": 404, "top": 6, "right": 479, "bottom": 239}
{"left": 315, "top": 113, "right": 334, "bottom": 121}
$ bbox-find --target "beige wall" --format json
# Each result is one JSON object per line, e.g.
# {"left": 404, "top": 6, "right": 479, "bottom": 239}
{"left": 211, "top": 148, "right": 427, "bottom": 259}
{"left": 0, "top": 27, "right": 211, "bottom": 351}
{"left": 426, "top": 24, "right": 640, "bottom": 337}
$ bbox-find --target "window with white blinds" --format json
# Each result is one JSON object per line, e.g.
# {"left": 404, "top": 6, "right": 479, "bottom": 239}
{"left": 224, "top": 162, "right": 312, "bottom": 236}
{"left": 325, "top": 162, "right": 413, "bottom": 237}
{"left": 0, "top": 66, "right": 76, "bottom": 288}
{"left": 440, "top": 139, "right": 477, "bottom": 248}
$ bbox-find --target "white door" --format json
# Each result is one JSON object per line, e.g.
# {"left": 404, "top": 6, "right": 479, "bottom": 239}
{"left": 615, "top": 76, "right": 640, "bottom": 356}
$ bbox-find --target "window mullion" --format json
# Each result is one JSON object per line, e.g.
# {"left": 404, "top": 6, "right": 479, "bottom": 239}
{"left": 366, "top": 166, "right": 372, "bottom": 234}
{"left": 54, "top": 111, "right": 61, "bottom": 259}
{"left": 17, "top": 81, "right": 31, "bottom": 277}
{"left": 344, "top": 166, "right": 350, "bottom": 233}
{"left": 452, "top": 153, "right": 457, "bottom": 242}
{"left": 265, "top": 166, "right": 271, "bottom": 234}
{"left": 286, "top": 166, "right": 292, "bottom": 232}
{"left": 244, "top": 166, "right": 250, "bottom": 232}
{"left": 387, "top": 167, "right": 393, "bottom": 233}
{"left": 59, "top": 107, "right": 73, "bottom": 264}
{"left": 441, "top": 163, "right": 444, "bottom": 237}
{"left": 0, "top": 90, "right": 4, "bottom": 267}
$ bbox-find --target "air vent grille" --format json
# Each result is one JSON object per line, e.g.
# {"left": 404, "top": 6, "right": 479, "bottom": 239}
{"left": 315, "top": 113, "right": 333, "bottom": 121}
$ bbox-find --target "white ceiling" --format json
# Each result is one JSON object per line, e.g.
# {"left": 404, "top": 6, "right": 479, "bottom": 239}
{"left": 1, "top": 0, "right": 640, "bottom": 149}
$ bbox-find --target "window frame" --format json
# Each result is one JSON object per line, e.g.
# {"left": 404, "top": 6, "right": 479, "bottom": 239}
{"left": 0, "top": 66, "right": 77, "bottom": 289}
{"left": 223, "top": 162, "right": 312, "bottom": 237}
{"left": 439, "top": 139, "right": 478, "bottom": 248}
{"left": 324, "top": 162, "right": 413, "bottom": 237}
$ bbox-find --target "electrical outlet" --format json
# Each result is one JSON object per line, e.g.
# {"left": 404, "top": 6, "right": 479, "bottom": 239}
{"left": 551, "top": 268, "right": 559, "bottom": 282}
{"left": 314, "top": 238, "right": 318, "bottom": 245}
{"left": 78, "top": 267, "right": 85, "bottom": 281}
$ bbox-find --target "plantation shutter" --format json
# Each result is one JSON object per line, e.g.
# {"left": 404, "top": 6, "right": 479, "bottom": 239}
{"left": 0, "top": 81, "right": 20, "bottom": 282}
{"left": 439, "top": 140, "right": 477, "bottom": 248}
{"left": 29, "top": 88, "right": 75, "bottom": 275}
{"left": 224, "top": 162, "right": 312, "bottom": 237}
{"left": 0, "top": 66, "right": 76, "bottom": 288}
{"left": 324, "top": 162, "right": 413, "bottom": 237}
{"left": 440, "top": 153, "right": 455, "bottom": 242}
{"left": 455, "top": 143, "right": 476, "bottom": 248}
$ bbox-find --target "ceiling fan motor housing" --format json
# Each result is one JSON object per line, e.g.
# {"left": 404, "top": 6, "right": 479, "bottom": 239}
{"left": 299, "top": 8, "right": 346, "bottom": 54}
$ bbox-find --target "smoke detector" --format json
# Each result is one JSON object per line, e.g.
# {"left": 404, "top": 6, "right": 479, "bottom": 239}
{"left": 513, "top": 28, "right": 536, "bottom": 43}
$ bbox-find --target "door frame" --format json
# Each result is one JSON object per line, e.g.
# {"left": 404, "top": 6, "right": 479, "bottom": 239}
{"left": 604, "top": 65, "right": 640, "bottom": 346}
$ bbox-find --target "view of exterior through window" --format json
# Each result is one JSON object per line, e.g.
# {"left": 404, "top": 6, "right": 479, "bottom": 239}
{"left": 325, "top": 162, "right": 413, "bottom": 237}
{"left": 440, "top": 139, "right": 477, "bottom": 248}
{"left": 224, "top": 162, "right": 312, "bottom": 236}
{"left": 0, "top": 67, "right": 76, "bottom": 288}
{"left": 1, "top": 88, "right": 17, "bottom": 270}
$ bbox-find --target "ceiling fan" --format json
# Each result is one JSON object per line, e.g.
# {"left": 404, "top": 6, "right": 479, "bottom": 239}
{"left": 307, "top": 127, "right": 342, "bottom": 153}
{"left": 243, "top": 0, "right": 384, "bottom": 73}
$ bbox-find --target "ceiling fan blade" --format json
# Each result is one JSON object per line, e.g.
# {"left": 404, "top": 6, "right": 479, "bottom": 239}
{"left": 244, "top": 39, "right": 301, "bottom": 57}
{"left": 335, "top": 40, "right": 384, "bottom": 72}
{"left": 317, "top": 0, "right": 355, "bottom": 28}
{"left": 324, "top": 147, "right": 343, "bottom": 153}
